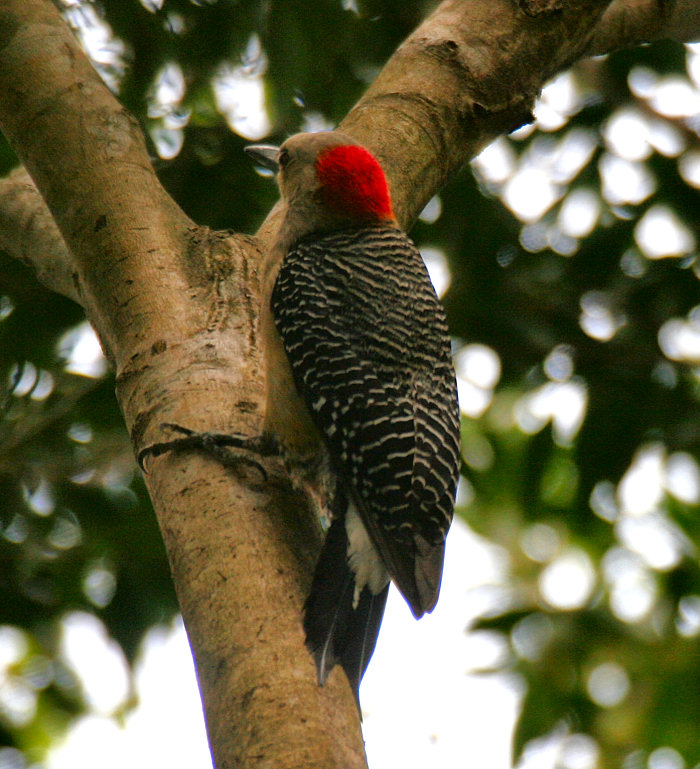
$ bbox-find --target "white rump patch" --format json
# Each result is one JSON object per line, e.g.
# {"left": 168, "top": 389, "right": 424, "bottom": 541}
{"left": 345, "top": 502, "right": 390, "bottom": 607}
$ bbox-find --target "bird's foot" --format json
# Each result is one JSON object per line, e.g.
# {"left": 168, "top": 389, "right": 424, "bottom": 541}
{"left": 138, "top": 423, "right": 279, "bottom": 481}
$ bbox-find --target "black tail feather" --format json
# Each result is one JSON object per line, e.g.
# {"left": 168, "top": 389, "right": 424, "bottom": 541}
{"left": 339, "top": 584, "right": 389, "bottom": 699}
{"left": 303, "top": 518, "right": 389, "bottom": 706}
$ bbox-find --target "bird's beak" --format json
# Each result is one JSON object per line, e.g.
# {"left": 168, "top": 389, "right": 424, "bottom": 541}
{"left": 244, "top": 144, "right": 280, "bottom": 173}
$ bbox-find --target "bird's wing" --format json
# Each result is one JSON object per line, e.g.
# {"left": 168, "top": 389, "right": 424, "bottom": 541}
{"left": 272, "top": 225, "right": 460, "bottom": 616}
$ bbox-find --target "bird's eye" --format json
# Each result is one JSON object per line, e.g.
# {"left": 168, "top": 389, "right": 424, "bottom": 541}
{"left": 278, "top": 148, "right": 291, "bottom": 168}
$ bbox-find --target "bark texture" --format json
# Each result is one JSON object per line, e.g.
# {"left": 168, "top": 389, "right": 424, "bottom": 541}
{"left": 0, "top": 2, "right": 366, "bottom": 767}
{"left": 1, "top": 0, "right": 699, "bottom": 767}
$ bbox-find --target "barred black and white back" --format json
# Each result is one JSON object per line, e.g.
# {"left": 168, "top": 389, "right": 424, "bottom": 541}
{"left": 271, "top": 223, "right": 461, "bottom": 697}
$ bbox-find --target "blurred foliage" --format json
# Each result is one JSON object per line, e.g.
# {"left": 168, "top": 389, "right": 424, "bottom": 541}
{"left": 2, "top": 1, "right": 700, "bottom": 767}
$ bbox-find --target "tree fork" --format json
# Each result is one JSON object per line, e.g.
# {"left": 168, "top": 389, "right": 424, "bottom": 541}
{"left": 2, "top": 0, "right": 700, "bottom": 767}
{"left": 0, "top": 1, "right": 365, "bottom": 767}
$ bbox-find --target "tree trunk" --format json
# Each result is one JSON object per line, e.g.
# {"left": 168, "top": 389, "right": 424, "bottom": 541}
{"left": 1, "top": 0, "right": 699, "bottom": 767}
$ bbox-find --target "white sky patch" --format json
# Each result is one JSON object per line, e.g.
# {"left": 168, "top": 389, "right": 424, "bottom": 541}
{"left": 50, "top": 512, "right": 82, "bottom": 551}
{"left": 456, "top": 344, "right": 501, "bottom": 390}
{"left": 665, "top": 452, "right": 700, "bottom": 504}
{"left": 301, "top": 111, "right": 336, "bottom": 133}
{"left": 546, "top": 226, "right": 578, "bottom": 257}
{"left": 634, "top": 205, "right": 696, "bottom": 259}
{"left": 149, "top": 61, "right": 186, "bottom": 115}
{"left": 58, "top": 321, "right": 108, "bottom": 379}
{"left": 613, "top": 444, "right": 696, "bottom": 571}
{"left": 658, "top": 312, "right": 700, "bottom": 363}
{"left": 213, "top": 35, "right": 271, "bottom": 141}
{"left": 532, "top": 100, "right": 568, "bottom": 133}
{"left": 0, "top": 628, "right": 35, "bottom": 728}
{"left": 48, "top": 617, "right": 210, "bottom": 769}
{"left": 454, "top": 344, "right": 501, "bottom": 418}
{"left": 510, "top": 122, "right": 537, "bottom": 141}
{"left": 60, "top": 1, "right": 127, "bottom": 93}
{"left": 538, "top": 549, "right": 596, "bottom": 610}
{"left": 678, "top": 151, "right": 700, "bottom": 188}
{"left": 549, "top": 129, "right": 598, "bottom": 184}
{"left": 420, "top": 247, "right": 451, "bottom": 297}
{"left": 501, "top": 130, "right": 596, "bottom": 223}
{"left": 677, "top": 595, "right": 700, "bottom": 637}
{"left": 598, "top": 153, "right": 656, "bottom": 205}
{"left": 620, "top": 247, "right": 648, "bottom": 278}
{"left": 472, "top": 137, "right": 517, "bottom": 185}
{"left": 687, "top": 45, "right": 700, "bottom": 91}
{"left": 590, "top": 480, "right": 619, "bottom": 523}
{"left": 23, "top": 478, "right": 55, "bottom": 517}
{"left": 214, "top": 65, "right": 271, "bottom": 141}
{"left": 461, "top": 433, "right": 496, "bottom": 474}
{"left": 579, "top": 290, "right": 626, "bottom": 342}
{"left": 617, "top": 443, "right": 665, "bottom": 516}
{"left": 533, "top": 71, "right": 582, "bottom": 132}
{"left": 363, "top": 519, "right": 518, "bottom": 769}
{"left": 519, "top": 221, "right": 548, "bottom": 253}
{"left": 559, "top": 734, "right": 600, "bottom": 769}
{"left": 475, "top": 129, "right": 595, "bottom": 223}
{"left": 0, "top": 677, "right": 36, "bottom": 728}
{"left": 0, "top": 627, "right": 28, "bottom": 669}
{"left": 616, "top": 512, "right": 690, "bottom": 571}
{"left": 604, "top": 108, "right": 652, "bottom": 161}
{"left": 83, "top": 563, "right": 117, "bottom": 609}
{"left": 121, "top": 619, "right": 212, "bottom": 768}
{"left": 512, "top": 613, "right": 554, "bottom": 663}
{"left": 602, "top": 547, "right": 658, "bottom": 623}
{"left": 586, "top": 662, "right": 630, "bottom": 708}
{"left": 48, "top": 716, "right": 132, "bottom": 769}
{"left": 628, "top": 66, "right": 659, "bottom": 99}
{"left": 503, "top": 167, "right": 560, "bottom": 222}
{"left": 521, "top": 523, "right": 562, "bottom": 563}
{"left": 456, "top": 381, "right": 493, "bottom": 419}
{"left": 649, "top": 75, "right": 700, "bottom": 118}
{"left": 0, "top": 294, "right": 14, "bottom": 320}
{"left": 419, "top": 195, "right": 442, "bottom": 224}
{"left": 542, "top": 70, "right": 581, "bottom": 115}
{"left": 514, "top": 380, "right": 587, "bottom": 445}
{"left": 9, "top": 361, "right": 37, "bottom": 397}
{"left": 8, "top": 362, "right": 54, "bottom": 401}
{"left": 150, "top": 125, "right": 184, "bottom": 160}
{"left": 544, "top": 345, "right": 574, "bottom": 382}
{"left": 649, "top": 747, "right": 685, "bottom": 769}
{"left": 558, "top": 188, "right": 600, "bottom": 239}
{"left": 164, "top": 12, "right": 186, "bottom": 35}
{"left": 30, "top": 370, "right": 55, "bottom": 401}
{"left": 59, "top": 613, "right": 130, "bottom": 715}
{"left": 68, "top": 423, "right": 94, "bottom": 444}
{"left": 148, "top": 62, "right": 188, "bottom": 159}
{"left": 648, "top": 117, "right": 685, "bottom": 157}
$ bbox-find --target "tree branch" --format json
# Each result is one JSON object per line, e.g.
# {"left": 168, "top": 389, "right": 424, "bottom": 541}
{"left": 341, "top": 0, "right": 614, "bottom": 226}
{"left": 0, "top": 2, "right": 365, "bottom": 767}
{"left": 588, "top": 0, "right": 700, "bottom": 56}
{"left": 0, "top": 166, "right": 80, "bottom": 303}
{"left": 2, "top": 0, "right": 699, "bottom": 767}
{"left": 4, "top": 0, "right": 699, "bottom": 303}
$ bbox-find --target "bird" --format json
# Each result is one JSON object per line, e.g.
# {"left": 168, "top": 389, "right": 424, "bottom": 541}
{"left": 244, "top": 131, "right": 461, "bottom": 703}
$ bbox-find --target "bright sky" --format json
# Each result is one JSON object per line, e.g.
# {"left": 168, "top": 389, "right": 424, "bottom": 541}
{"left": 44, "top": 520, "right": 519, "bottom": 769}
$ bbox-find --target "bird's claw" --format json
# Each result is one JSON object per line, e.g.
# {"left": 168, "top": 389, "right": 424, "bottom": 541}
{"left": 137, "top": 422, "right": 279, "bottom": 482}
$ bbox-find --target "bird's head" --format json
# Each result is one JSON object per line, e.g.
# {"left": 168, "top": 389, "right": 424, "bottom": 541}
{"left": 246, "top": 132, "right": 395, "bottom": 244}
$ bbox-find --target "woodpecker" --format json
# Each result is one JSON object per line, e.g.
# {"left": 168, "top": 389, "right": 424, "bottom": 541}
{"left": 245, "top": 131, "right": 461, "bottom": 701}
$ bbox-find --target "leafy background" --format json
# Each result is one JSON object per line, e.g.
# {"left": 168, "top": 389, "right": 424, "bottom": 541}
{"left": 1, "top": 1, "right": 700, "bottom": 767}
